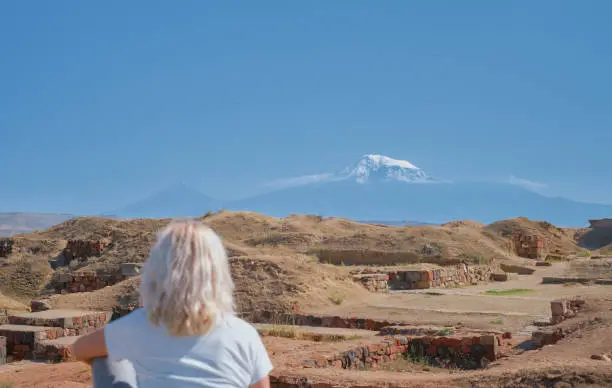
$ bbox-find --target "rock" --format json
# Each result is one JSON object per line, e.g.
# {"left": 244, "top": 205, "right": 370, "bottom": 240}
{"left": 591, "top": 354, "right": 612, "bottom": 361}
{"left": 30, "top": 299, "right": 52, "bottom": 312}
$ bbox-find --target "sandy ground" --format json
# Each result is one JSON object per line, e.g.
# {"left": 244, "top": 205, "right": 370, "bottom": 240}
{"left": 3, "top": 262, "right": 612, "bottom": 387}
{"left": 1, "top": 214, "right": 611, "bottom": 387}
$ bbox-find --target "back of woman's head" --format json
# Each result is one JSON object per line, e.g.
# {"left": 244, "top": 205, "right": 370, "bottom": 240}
{"left": 140, "top": 219, "right": 235, "bottom": 336}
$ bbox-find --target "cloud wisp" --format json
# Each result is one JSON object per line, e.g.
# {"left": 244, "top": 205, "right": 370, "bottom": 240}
{"left": 263, "top": 173, "right": 337, "bottom": 190}
{"left": 507, "top": 175, "right": 549, "bottom": 192}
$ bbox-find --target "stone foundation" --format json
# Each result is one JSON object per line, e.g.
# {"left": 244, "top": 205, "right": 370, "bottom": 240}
{"left": 350, "top": 264, "right": 493, "bottom": 292}
{"left": 8, "top": 310, "right": 111, "bottom": 329}
{"left": 0, "top": 325, "right": 75, "bottom": 361}
{"left": 301, "top": 334, "right": 504, "bottom": 370}
{"left": 249, "top": 312, "right": 401, "bottom": 331}
{"left": 50, "top": 271, "right": 130, "bottom": 294}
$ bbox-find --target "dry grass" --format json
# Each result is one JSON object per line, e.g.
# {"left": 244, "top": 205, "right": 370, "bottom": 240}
{"left": 0, "top": 256, "right": 53, "bottom": 302}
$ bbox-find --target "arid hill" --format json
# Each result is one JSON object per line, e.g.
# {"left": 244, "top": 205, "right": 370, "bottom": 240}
{"left": 0, "top": 212, "right": 585, "bottom": 315}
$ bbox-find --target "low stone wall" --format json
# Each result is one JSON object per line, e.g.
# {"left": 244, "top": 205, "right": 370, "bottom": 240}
{"left": 301, "top": 334, "right": 504, "bottom": 371}
{"left": 500, "top": 263, "right": 536, "bottom": 275}
{"left": 315, "top": 250, "right": 422, "bottom": 266}
{"left": 249, "top": 311, "right": 406, "bottom": 331}
{"left": 8, "top": 311, "right": 111, "bottom": 329}
{"left": 50, "top": 272, "right": 126, "bottom": 293}
{"left": 49, "top": 265, "right": 141, "bottom": 294}
{"left": 0, "top": 336, "right": 6, "bottom": 365}
{"left": 350, "top": 264, "right": 493, "bottom": 291}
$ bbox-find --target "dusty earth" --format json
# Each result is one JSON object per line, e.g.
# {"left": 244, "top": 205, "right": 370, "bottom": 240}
{"left": 1, "top": 212, "right": 612, "bottom": 387}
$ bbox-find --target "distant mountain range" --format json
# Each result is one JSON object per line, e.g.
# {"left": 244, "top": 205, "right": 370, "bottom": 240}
{"left": 1, "top": 155, "right": 609, "bottom": 231}
{"left": 0, "top": 212, "right": 74, "bottom": 236}
{"left": 107, "top": 154, "right": 611, "bottom": 227}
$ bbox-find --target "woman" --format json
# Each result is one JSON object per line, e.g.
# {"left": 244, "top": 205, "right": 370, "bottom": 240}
{"left": 70, "top": 220, "right": 273, "bottom": 388}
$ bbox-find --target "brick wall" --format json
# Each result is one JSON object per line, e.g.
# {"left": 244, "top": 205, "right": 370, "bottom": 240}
{"left": 513, "top": 233, "right": 547, "bottom": 259}
{"left": 63, "top": 239, "right": 109, "bottom": 262}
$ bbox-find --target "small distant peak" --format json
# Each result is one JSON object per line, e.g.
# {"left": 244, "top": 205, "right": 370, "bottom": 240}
{"left": 359, "top": 154, "right": 419, "bottom": 170}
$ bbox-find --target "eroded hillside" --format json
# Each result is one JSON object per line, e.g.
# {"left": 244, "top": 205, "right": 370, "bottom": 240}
{"left": 0, "top": 212, "right": 585, "bottom": 314}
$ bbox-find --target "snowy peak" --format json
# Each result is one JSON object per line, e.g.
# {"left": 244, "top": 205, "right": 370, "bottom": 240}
{"left": 339, "top": 154, "right": 433, "bottom": 184}
{"left": 360, "top": 154, "right": 420, "bottom": 170}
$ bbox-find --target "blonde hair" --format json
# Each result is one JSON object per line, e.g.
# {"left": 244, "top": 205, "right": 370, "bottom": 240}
{"left": 140, "top": 219, "right": 235, "bottom": 336}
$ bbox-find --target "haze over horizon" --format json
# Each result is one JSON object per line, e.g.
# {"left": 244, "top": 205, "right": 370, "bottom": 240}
{"left": 1, "top": 1, "right": 611, "bottom": 215}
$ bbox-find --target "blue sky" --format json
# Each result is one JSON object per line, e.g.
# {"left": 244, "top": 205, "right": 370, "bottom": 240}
{"left": 1, "top": 0, "right": 610, "bottom": 214}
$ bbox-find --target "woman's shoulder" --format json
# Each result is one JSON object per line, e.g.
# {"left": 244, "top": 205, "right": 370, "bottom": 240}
{"left": 218, "top": 314, "right": 258, "bottom": 333}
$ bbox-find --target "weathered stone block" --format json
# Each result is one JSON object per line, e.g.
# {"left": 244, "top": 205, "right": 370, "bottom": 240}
{"left": 550, "top": 300, "right": 568, "bottom": 318}
{"left": 120, "top": 263, "right": 142, "bottom": 277}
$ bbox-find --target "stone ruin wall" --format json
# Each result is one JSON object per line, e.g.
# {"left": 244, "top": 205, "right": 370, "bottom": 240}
{"left": 296, "top": 332, "right": 504, "bottom": 371}
{"left": 350, "top": 264, "right": 494, "bottom": 292}
{"left": 2, "top": 312, "right": 111, "bottom": 362}
{"left": 315, "top": 250, "right": 422, "bottom": 266}
{"left": 247, "top": 311, "right": 508, "bottom": 371}
{"left": 50, "top": 272, "right": 126, "bottom": 294}
{"left": 49, "top": 263, "right": 142, "bottom": 294}
{"left": 513, "top": 232, "right": 548, "bottom": 259}
{"left": 531, "top": 298, "right": 587, "bottom": 347}
{"left": 63, "top": 239, "right": 110, "bottom": 262}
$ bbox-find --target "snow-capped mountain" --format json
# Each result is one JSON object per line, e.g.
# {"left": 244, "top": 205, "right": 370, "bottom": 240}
{"left": 109, "top": 154, "right": 612, "bottom": 226}
{"left": 267, "top": 154, "right": 439, "bottom": 189}
{"left": 337, "top": 154, "right": 436, "bottom": 184}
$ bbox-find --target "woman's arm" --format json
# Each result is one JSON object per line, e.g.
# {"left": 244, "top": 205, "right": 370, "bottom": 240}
{"left": 70, "top": 327, "right": 109, "bottom": 363}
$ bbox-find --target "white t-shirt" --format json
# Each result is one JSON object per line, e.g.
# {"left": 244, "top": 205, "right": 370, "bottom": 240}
{"left": 104, "top": 309, "right": 273, "bottom": 387}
